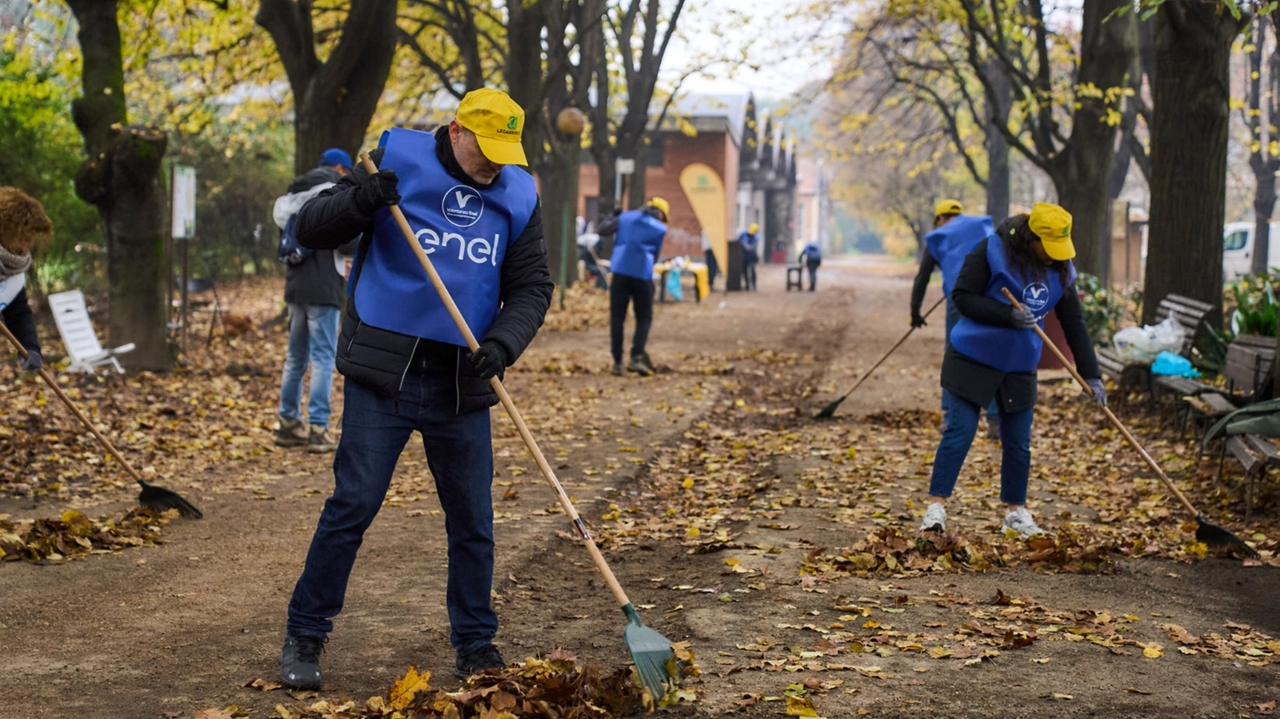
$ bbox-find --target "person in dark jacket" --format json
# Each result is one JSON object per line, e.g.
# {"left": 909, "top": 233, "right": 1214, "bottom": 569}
{"left": 798, "top": 240, "right": 822, "bottom": 291}
{"left": 739, "top": 222, "right": 760, "bottom": 291}
{"left": 0, "top": 187, "right": 51, "bottom": 372}
{"left": 918, "top": 203, "right": 1105, "bottom": 538}
{"left": 276, "top": 89, "right": 553, "bottom": 691}
{"left": 272, "top": 149, "right": 360, "bottom": 453}
{"left": 910, "top": 199, "right": 1003, "bottom": 439}
{"left": 596, "top": 197, "right": 668, "bottom": 376}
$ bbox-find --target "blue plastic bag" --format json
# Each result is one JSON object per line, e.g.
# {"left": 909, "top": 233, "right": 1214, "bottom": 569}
{"left": 1150, "top": 350, "right": 1201, "bottom": 378}
{"left": 665, "top": 269, "right": 683, "bottom": 302}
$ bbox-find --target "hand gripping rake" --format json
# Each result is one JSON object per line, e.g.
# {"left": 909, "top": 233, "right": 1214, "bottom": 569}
{"left": 359, "top": 154, "right": 679, "bottom": 697}
{"left": 1001, "top": 287, "right": 1256, "bottom": 558}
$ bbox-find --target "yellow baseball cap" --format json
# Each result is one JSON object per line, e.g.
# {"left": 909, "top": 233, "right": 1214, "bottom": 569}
{"left": 748, "top": 222, "right": 759, "bottom": 234}
{"left": 648, "top": 196, "right": 670, "bottom": 219}
{"left": 456, "top": 88, "right": 528, "bottom": 166}
{"left": 934, "top": 199, "right": 963, "bottom": 218}
{"left": 1028, "top": 202, "right": 1075, "bottom": 261}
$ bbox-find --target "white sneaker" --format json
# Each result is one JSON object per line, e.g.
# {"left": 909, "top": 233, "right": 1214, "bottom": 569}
{"left": 919, "top": 502, "right": 947, "bottom": 532}
{"left": 1002, "top": 507, "right": 1045, "bottom": 537}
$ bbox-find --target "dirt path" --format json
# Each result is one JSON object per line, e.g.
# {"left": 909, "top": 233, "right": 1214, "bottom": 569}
{"left": 1, "top": 258, "right": 1277, "bottom": 718}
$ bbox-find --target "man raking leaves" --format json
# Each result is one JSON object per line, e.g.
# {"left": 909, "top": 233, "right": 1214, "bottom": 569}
{"left": 278, "top": 89, "right": 680, "bottom": 698}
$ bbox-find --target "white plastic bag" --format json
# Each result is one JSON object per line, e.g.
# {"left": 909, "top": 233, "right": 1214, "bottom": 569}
{"left": 1112, "top": 316, "right": 1185, "bottom": 363}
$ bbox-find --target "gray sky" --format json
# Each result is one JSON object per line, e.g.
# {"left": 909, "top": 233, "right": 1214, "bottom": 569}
{"left": 664, "top": 0, "right": 835, "bottom": 101}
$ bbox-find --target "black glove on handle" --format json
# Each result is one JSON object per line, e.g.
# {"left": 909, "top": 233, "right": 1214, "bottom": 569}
{"left": 355, "top": 169, "right": 401, "bottom": 215}
{"left": 468, "top": 341, "right": 507, "bottom": 381}
{"left": 20, "top": 350, "right": 41, "bottom": 373}
{"left": 910, "top": 309, "right": 927, "bottom": 329}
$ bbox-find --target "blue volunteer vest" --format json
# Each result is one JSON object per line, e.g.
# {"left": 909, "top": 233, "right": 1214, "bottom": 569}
{"left": 0, "top": 273, "right": 25, "bottom": 311}
{"left": 610, "top": 210, "right": 666, "bottom": 280}
{"left": 925, "top": 214, "right": 995, "bottom": 297}
{"left": 949, "top": 234, "right": 1076, "bottom": 373}
{"left": 354, "top": 128, "right": 537, "bottom": 347}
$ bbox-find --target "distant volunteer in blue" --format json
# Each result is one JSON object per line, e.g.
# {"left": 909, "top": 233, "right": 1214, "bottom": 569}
{"left": 596, "top": 196, "right": 670, "bottom": 376}
{"left": 798, "top": 240, "right": 822, "bottom": 291}
{"left": 276, "top": 88, "right": 553, "bottom": 691}
{"left": 918, "top": 203, "right": 1105, "bottom": 538}
{"left": 910, "top": 199, "right": 1002, "bottom": 438}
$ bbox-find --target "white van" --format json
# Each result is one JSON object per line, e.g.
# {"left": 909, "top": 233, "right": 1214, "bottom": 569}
{"left": 1223, "top": 221, "right": 1280, "bottom": 279}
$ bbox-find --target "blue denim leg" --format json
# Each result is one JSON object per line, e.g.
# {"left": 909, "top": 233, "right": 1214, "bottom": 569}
{"left": 415, "top": 381, "right": 496, "bottom": 653}
{"left": 287, "top": 380, "right": 416, "bottom": 638}
{"left": 998, "top": 405, "right": 1035, "bottom": 505}
{"left": 278, "top": 304, "right": 311, "bottom": 422}
{"left": 928, "top": 389, "right": 980, "bottom": 498}
{"left": 305, "top": 305, "right": 340, "bottom": 429}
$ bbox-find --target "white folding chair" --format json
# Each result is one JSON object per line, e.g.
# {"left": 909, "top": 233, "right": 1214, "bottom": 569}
{"left": 47, "top": 290, "right": 136, "bottom": 374}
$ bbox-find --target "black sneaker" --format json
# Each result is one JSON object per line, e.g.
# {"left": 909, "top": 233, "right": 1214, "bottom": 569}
{"left": 627, "top": 354, "right": 655, "bottom": 377}
{"left": 274, "top": 417, "right": 309, "bottom": 447}
{"left": 454, "top": 643, "right": 505, "bottom": 680}
{"left": 279, "top": 634, "right": 325, "bottom": 690}
{"left": 611, "top": 362, "right": 624, "bottom": 376}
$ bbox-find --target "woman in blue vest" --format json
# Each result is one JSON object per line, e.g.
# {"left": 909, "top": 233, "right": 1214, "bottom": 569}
{"left": 740, "top": 222, "right": 760, "bottom": 291}
{"left": 597, "top": 197, "right": 669, "bottom": 376}
{"left": 0, "top": 187, "right": 50, "bottom": 374}
{"left": 919, "top": 203, "right": 1106, "bottom": 537}
{"left": 277, "top": 89, "right": 554, "bottom": 690}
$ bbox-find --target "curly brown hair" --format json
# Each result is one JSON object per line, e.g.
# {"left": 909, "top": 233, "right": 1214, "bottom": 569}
{"left": 0, "top": 187, "right": 54, "bottom": 255}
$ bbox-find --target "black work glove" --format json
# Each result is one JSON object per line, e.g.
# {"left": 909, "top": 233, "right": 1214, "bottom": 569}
{"left": 1010, "top": 307, "right": 1038, "bottom": 329}
{"left": 354, "top": 169, "right": 401, "bottom": 215}
{"left": 20, "top": 350, "right": 41, "bottom": 373}
{"left": 910, "top": 309, "right": 927, "bottom": 329}
{"left": 467, "top": 341, "right": 507, "bottom": 381}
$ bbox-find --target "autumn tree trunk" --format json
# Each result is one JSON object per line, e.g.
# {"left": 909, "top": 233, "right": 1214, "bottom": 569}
{"left": 1247, "top": 17, "right": 1280, "bottom": 277}
{"left": 1143, "top": 1, "right": 1243, "bottom": 326}
{"left": 1047, "top": 0, "right": 1134, "bottom": 281}
{"left": 256, "top": 0, "right": 398, "bottom": 176}
{"left": 983, "top": 61, "right": 1010, "bottom": 222}
{"left": 66, "top": 0, "right": 171, "bottom": 372}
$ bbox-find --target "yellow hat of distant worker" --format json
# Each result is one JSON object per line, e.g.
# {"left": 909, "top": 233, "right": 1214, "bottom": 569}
{"left": 934, "top": 199, "right": 963, "bottom": 218}
{"left": 456, "top": 88, "right": 528, "bottom": 166}
{"left": 1028, "top": 202, "right": 1075, "bottom": 261}
{"left": 647, "top": 196, "right": 670, "bottom": 219}
{"left": 748, "top": 222, "right": 759, "bottom": 234}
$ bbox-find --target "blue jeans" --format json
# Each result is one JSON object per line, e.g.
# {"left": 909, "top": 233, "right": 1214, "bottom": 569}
{"left": 287, "top": 376, "right": 497, "bottom": 652}
{"left": 943, "top": 298, "right": 998, "bottom": 422}
{"left": 928, "top": 389, "right": 1034, "bottom": 505}
{"left": 279, "top": 303, "right": 340, "bottom": 429}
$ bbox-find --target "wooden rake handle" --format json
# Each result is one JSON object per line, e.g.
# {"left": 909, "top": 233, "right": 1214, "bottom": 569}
{"left": 1000, "top": 287, "right": 1201, "bottom": 517}
{"left": 358, "top": 153, "right": 633, "bottom": 609}
{"left": 838, "top": 295, "right": 945, "bottom": 400}
{"left": 0, "top": 319, "right": 147, "bottom": 484}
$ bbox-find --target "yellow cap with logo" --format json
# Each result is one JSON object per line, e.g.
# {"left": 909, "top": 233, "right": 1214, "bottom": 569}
{"left": 934, "top": 199, "right": 963, "bottom": 218}
{"left": 1028, "top": 202, "right": 1075, "bottom": 261}
{"left": 648, "top": 196, "right": 670, "bottom": 219}
{"left": 456, "top": 88, "right": 528, "bottom": 166}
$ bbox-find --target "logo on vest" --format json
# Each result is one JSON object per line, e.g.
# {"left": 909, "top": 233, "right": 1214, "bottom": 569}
{"left": 442, "top": 185, "right": 484, "bottom": 228}
{"left": 1022, "top": 282, "right": 1050, "bottom": 314}
{"left": 415, "top": 226, "right": 501, "bottom": 266}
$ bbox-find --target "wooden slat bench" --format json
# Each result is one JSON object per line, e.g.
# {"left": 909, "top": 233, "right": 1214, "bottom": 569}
{"left": 1219, "top": 434, "right": 1280, "bottom": 521}
{"left": 1100, "top": 293, "right": 1216, "bottom": 402}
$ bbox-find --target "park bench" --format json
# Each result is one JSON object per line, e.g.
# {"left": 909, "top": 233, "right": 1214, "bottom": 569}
{"left": 1219, "top": 433, "right": 1280, "bottom": 521}
{"left": 48, "top": 290, "right": 135, "bottom": 374}
{"left": 1098, "top": 293, "right": 1215, "bottom": 402}
{"left": 785, "top": 266, "right": 803, "bottom": 291}
{"left": 1174, "top": 336, "right": 1276, "bottom": 439}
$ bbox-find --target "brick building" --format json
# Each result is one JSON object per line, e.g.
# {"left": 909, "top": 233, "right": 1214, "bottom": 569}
{"left": 576, "top": 93, "right": 803, "bottom": 267}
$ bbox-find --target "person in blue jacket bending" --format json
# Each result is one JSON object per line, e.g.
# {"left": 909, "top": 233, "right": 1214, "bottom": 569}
{"left": 910, "top": 199, "right": 1005, "bottom": 439}
{"left": 918, "top": 203, "right": 1105, "bottom": 537}
{"left": 596, "top": 197, "right": 669, "bottom": 376}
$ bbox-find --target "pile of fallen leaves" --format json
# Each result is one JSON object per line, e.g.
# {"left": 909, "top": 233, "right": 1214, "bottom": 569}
{"left": 217, "top": 648, "right": 699, "bottom": 719}
{"left": 0, "top": 507, "right": 170, "bottom": 562}
{"left": 541, "top": 284, "right": 611, "bottom": 332}
{"left": 801, "top": 524, "right": 1122, "bottom": 576}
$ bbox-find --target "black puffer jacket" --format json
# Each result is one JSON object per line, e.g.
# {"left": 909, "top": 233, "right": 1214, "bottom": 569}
{"left": 294, "top": 127, "right": 553, "bottom": 411}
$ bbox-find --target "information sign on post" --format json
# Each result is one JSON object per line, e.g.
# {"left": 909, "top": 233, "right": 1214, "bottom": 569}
{"left": 171, "top": 165, "right": 197, "bottom": 239}
{"left": 614, "top": 158, "right": 636, "bottom": 204}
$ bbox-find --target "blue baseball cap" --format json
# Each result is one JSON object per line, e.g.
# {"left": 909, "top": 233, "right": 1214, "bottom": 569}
{"left": 319, "top": 148, "right": 352, "bottom": 170}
